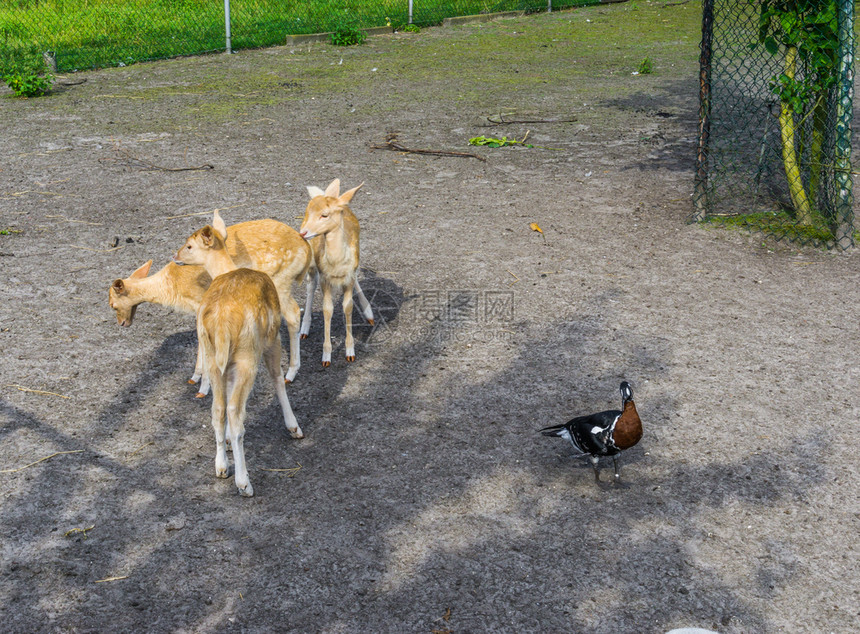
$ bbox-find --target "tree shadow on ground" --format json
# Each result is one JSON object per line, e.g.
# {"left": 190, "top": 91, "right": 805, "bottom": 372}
{"left": 600, "top": 79, "right": 700, "bottom": 175}
{"left": 0, "top": 285, "right": 830, "bottom": 633}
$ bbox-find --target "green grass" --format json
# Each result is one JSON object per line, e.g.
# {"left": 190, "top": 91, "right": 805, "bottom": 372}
{"left": 0, "top": 0, "right": 600, "bottom": 71}
{"left": 704, "top": 211, "right": 859, "bottom": 248}
{"left": 74, "top": 0, "right": 699, "bottom": 130}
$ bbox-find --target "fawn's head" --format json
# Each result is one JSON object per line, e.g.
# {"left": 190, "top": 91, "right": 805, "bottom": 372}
{"left": 300, "top": 179, "right": 363, "bottom": 240}
{"left": 174, "top": 212, "right": 228, "bottom": 266}
{"left": 109, "top": 259, "right": 152, "bottom": 326}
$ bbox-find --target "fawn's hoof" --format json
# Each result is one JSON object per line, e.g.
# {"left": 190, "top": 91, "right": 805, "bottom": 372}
{"left": 367, "top": 318, "right": 375, "bottom": 326}
{"left": 346, "top": 355, "right": 355, "bottom": 362}
{"left": 238, "top": 483, "right": 254, "bottom": 497}
{"left": 290, "top": 428, "right": 304, "bottom": 439}
{"left": 195, "top": 392, "right": 206, "bottom": 399}
{"left": 187, "top": 379, "right": 197, "bottom": 385}
{"left": 321, "top": 361, "right": 330, "bottom": 368}
{"left": 300, "top": 334, "right": 309, "bottom": 340}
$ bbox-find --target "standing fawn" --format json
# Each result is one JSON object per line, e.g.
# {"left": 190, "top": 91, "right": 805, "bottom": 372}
{"left": 173, "top": 217, "right": 303, "bottom": 497}
{"left": 109, "top": 215, "right": 311, "bottom": 395}
{"left": 299, "top": 179, "right": 374, "bottom": 366}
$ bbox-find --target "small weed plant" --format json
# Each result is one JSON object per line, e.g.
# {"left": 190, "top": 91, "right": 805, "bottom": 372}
{"left": 3, "top": 72, "right": 52, "bottom": 97}
{"left": 637, "top": 57, "right": 653, "bottom": 75}
{"left": 330, "top": 14, "right": 366, "bottom": 46}
{"left": 404, "top": 24, "right": 421, "bottom": 33}
{"left": 1, "top": 42, "right": 52, "bottom": 97}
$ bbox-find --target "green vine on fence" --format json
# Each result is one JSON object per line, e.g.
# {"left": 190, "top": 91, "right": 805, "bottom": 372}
{"left": 754, "top": 0, "right": 838, "bottom": 228}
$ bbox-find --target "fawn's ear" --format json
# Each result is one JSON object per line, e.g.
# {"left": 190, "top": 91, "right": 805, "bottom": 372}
{"left": 112, "top": 279, "right": 126, "bottom": 295}
{"left": 212, "top": 210, "right": 228, "bottom": 241}
{"left": 307, "top": 185, "right": 326, "bottom": 199}
{"left": 200, "top": 225, "right": 217, "bottom": 247}
{"left": 338, "top": 182, "right": 364, "bottom": 206}
{"left": 130, "top": 260, "right": 152, "bottom": 279}
{"left": 324, "top": 178, "right": 341, "bottom": 198}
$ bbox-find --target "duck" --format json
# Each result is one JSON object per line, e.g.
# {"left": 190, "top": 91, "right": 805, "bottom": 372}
{"left": 540, "top": 381, "right": 642, "bottom": 481}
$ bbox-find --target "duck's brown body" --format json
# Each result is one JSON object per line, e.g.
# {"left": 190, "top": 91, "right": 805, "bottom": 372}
{"left": 612, "top": 400, "right": 643, "bottom": 451}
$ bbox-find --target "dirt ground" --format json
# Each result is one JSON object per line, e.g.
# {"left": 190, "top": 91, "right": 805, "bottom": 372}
{"left": 2, "top": 2, "right": 859, "bottom": 632}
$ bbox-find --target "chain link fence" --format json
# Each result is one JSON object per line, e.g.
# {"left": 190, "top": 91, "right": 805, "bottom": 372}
{"left": 692, "top": 0, "right": 855, "bottom": 249}
{"left": 1, "top": 0, "right": 603, "bottom": 74}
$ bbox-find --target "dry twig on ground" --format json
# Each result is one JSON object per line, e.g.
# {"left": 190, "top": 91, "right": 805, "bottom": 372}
{"left": 1, "top": 450, "right": 84, "bottom": 474}
{"left": 94, "top": 576, "right": 129, "bottom": 583}
{"left": 485, "top": 113, "right": 577, "bottom": 125}
{"left": 4, "top": 384, "right": 70, "bottom": 398}
{"left": 260, "top": 463, "right": 303, "bottom": 477}
{"left": 65, "top": 525, "right": 95, "bottom": 539}
{"left": 371, "top": 133, "right": 486, "bottom": 162}
{"left": 103, "top": 145, "right": 214, "bottom": 172}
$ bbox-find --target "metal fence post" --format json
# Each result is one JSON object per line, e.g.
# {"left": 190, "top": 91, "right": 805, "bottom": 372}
{"left": 225, "top": 0, "right": 232, "bottom": 54}
{"left": 692, "top": 0, "right": 714, "bottom": 222}
{"left": 409, "top": 0, "right": 414, "bottom": 25}
{"left": 42, "top": 51, "right": 57, "bottom": 73}
{"left": 835, "top": 0, "right": 855, "bottom": 249}
{"left": 548, "top": 1, "right": 552, "bottom": 13}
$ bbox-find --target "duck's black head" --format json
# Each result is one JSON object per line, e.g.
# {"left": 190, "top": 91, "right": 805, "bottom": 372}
{"left": 620, "top": 381, "right": 633, "bottom": 404}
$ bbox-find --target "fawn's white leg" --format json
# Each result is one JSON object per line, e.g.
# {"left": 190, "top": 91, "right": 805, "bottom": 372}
{"left": 300, "top": 272, "right": 318, "bottom": 339}
{"left": 191, "top": 343, "right": 211, "bottom": 397}
{"left": 280, "top": 293, "right": 302, "bottom": 383}
{"left": 264, "top": 337, "right": 303, "bottom": 439}
{"left": 353, "top": 279, "right": 374, "bottom": 324}
{"left": 227, "top": 406, "right": 252, "bottom": 497}
{"left": 226, "top": 360, "right": 256, "bottom": 497}
{"left": 209, "top": 373, "right": 229, "bottom": 479}
{"left": 321, "top": 279, "right": 334, "bottom": 367}
{"left": 343, "top": 283, "right": 355, "bottom": 362}
{"left": 190, "top": 342, "right": 204, "bottom": 385}
{"left": 197, "top": 379, "right": 211, "bottom": 398}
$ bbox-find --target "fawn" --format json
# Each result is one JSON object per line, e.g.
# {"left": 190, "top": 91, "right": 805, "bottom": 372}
{"left": 299, "top": 179, "right": 374, "bottom": 366}
{"left": 173, "top": 215, "right": 303, "bottom": 497}
{"left": 108, "top": 259, "right": 212, "bottom": 391}
{"left": 109, "top": 214, "right": 311, "bottom": 394}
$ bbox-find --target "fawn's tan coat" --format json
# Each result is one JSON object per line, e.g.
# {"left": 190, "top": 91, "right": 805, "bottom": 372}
{"left": 173, "top": 218, "right": 303, "bottom": 497}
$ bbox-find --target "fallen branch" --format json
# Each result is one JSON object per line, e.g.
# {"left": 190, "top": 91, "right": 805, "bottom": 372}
{"left": 469, "top": 130, "right": 563, "bottom": 151}
{"left": 56, "top": 77, "right": 88, "bottom": 87}
{"left": 1, "top": 450, "right": 84, "bottom": 474}
{"left": 371, "top": 133, "right": 486, "bottom": 162}
{"left": 486, "top": 113, "right": 577, "bottom": 125}
{"left": 104, "top": 146, "right": 214, "bottom": 172}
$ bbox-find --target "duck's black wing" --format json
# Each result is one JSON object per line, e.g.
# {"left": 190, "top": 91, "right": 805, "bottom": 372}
{"left": 567, "top": 409, "right": 622, "bottom": 456}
